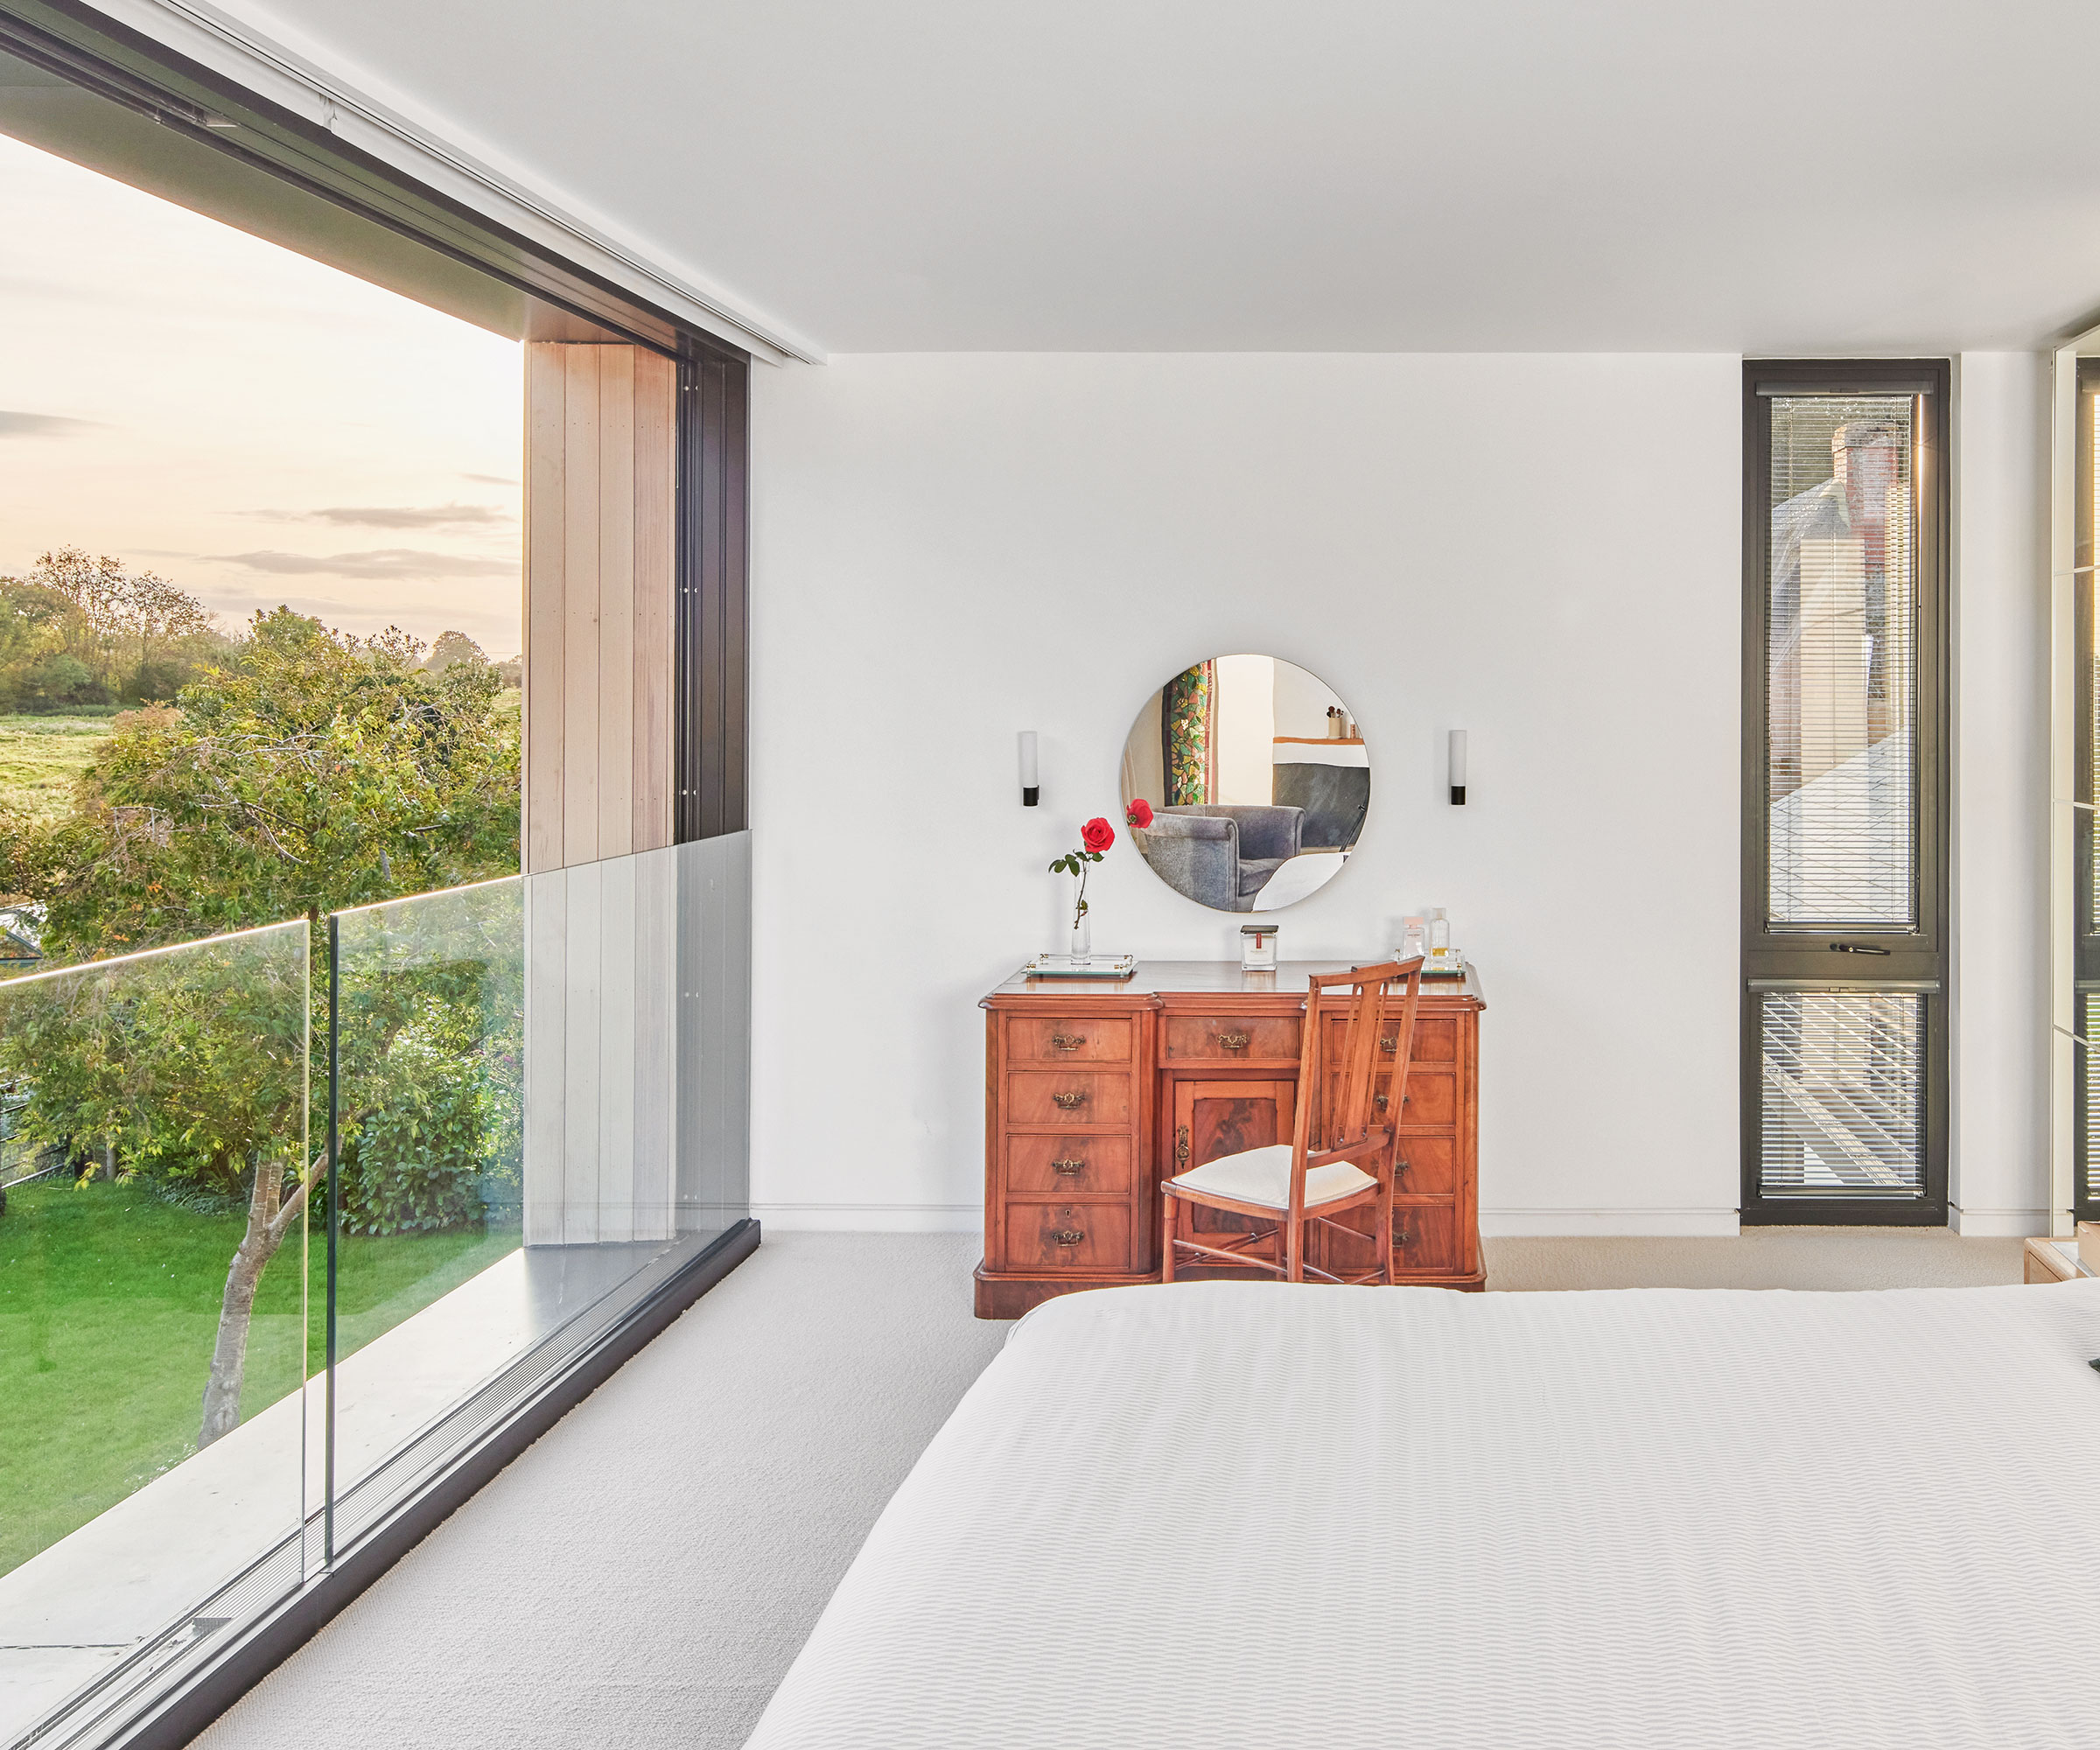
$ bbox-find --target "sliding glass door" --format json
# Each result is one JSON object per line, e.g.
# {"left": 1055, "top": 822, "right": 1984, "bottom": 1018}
{"left": 1741, "top": 360, "right": 1950, "bottom": 1224}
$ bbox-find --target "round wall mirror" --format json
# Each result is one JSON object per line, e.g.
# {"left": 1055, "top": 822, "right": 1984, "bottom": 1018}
{"left": 1118, "top": 654, "right": 1368, "bottom": 912}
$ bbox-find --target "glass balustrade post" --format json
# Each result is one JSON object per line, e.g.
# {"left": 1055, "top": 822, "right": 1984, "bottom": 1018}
{"left": 326, "top": 913, "right": 340, "bottom": 1567}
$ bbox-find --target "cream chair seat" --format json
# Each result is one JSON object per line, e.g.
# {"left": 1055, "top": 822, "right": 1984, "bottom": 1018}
{"left": 1168, "top": 1143, "right": 1375, "bottom": 1211}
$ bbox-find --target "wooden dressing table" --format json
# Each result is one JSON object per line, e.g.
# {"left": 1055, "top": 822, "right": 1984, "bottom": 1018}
{"left": 976, "top": 960, "right": 1486, "bottom": 1317}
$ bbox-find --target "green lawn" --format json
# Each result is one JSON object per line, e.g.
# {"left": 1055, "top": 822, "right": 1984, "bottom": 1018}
{"left": 0, "top": 1176, "right": 519, "bottom": 1576}
{"left": 0, "top": 712, "right": 116, "bottom": 826}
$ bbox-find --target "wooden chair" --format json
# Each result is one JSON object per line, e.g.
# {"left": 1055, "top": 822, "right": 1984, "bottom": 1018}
{"left": 1160, "top": 957, "right": 1424, "bottom": 1285}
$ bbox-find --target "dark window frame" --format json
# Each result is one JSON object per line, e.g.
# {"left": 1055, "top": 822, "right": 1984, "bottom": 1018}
{"left": 1740, "top": 358, "right": 1952, "bottom": 1226}
{"left": 676, "top": 353, "right": 751, "bottom": 842}
{"left": 2073, "top": 361, "right": 2100, "bottom": 1223}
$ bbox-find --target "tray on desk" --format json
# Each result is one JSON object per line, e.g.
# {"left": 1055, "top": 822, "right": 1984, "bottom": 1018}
{"left": 1018, "top": 953, "right": 1138, "bottom": 980}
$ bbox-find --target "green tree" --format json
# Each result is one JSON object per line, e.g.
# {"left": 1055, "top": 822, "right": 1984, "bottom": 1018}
{"left": 109, "top": 569, "right": 215, "bottom": 700}
{"left": 0, "top": 606, "right": 522, "bottom": 1446}
{"left": 10, "top": 607, "right": 520, "bottom": 955}
{"left": 0, "top": 549, "right": 228, "bottom": 709}
{"left": 422, "top": 629, "right": 486, "bottom": 673}
{"left": 0, "top": 928, "right": 309, "bottom": 1447}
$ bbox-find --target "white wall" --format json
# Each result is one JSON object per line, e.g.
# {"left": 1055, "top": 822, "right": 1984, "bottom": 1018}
{"left": 1212, "top": 652, "right": 1275, "bottom": 805}
{"left": 749, "top": 354, "right": 1744, "bottom": 1233}
{"left": 1950, "top": 353, "right": 2051, "bottom": 1235}
{"left": 1274, "top": 660, "right": 1348, "bottom": 740}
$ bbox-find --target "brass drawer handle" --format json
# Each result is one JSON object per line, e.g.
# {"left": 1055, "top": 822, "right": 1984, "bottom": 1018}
{"left": 1379, "top": 1036, "right": 1397, "bottom": 1053}
{"left": 1052, "top": 1091, "right": 1087, "bottom": 1110}
{"left": 1051, "top": 1157, "right": 1086, "bottom": 1176}
{"left": 1051, "top": 1228, "right": 1086, "bottom": 1246}
{"left": 1374, "top": 1093, "right": 1388, "bottom": 1111}
{"left": 1174, "top": 1124, "right": 1191, "bottom": 1166}
{"left": 1049, "top": 1032, "right": 1087, "bottom": 1052}
{"left": 1395, "top": 1157, "right": 1409, "bottom": 1180}
{"left": 1216, "top": 1032, "right": 1250, "bottom": 1050}
{"left": 1396, "top": 1228, "right": 1411, "bottom": 1248}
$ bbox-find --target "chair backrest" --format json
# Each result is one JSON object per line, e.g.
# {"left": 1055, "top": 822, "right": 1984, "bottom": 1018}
{"left": 1300, "top": 958, "right": 1424, "bottom": 1153}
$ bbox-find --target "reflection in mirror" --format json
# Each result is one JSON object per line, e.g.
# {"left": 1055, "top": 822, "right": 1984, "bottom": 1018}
{"left": 1118, "top": 654, "right": 1368, "bottom": 913}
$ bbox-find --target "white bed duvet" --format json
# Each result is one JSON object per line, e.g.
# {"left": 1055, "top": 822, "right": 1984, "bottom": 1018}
{"left": 746, "top": 1279, "right": 2100, "bottom": 1750}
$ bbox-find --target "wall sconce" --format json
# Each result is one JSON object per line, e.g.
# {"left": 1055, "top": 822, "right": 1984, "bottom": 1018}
{"left": 1448, "top": 729, "right": 1466, "bottom": 806}
{"left": 1019, "top": 731, "right": 1040, "bottom": 807}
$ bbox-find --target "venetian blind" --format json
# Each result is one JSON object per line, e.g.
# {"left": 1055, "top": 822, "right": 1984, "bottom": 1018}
{"left": 1765, "top": 394, "right": 1919, "bottom": 929}
{"left": 1759, "top": 990, "right": 1926, "bottom": 1196}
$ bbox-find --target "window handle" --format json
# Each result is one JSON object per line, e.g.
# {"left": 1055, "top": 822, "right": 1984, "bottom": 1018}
{"left": 1828, "top": 943, "right": 1891, "bottom": 956}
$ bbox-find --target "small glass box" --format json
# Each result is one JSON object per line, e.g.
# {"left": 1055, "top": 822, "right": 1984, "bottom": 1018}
{"left": 1240, "top": 923, "right": 1279, "bottom": 971}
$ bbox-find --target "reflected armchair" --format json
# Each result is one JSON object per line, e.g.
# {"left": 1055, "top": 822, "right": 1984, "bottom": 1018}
{"left": 1141, "top": 805, "right": 1304, "bottom": 911}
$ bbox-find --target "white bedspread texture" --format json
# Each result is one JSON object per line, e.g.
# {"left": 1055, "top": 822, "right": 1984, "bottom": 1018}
{"left": 745, "top": 1279, "right": 2100, "bottom": 1749}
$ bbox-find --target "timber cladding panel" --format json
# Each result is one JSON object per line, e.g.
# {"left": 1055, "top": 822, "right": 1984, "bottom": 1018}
{"left": 524, "top": 341, "right": 678, "bottom": 873}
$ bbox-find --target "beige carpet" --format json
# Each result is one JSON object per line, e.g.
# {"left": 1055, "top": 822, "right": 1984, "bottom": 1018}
{"left": 189, "top": 1225, "right": 2026, "bottom": 1750}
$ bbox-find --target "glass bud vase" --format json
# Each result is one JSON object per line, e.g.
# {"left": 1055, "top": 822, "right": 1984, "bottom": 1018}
{"left": 1068, "top": 911, "right": 1092, "bottom": 966}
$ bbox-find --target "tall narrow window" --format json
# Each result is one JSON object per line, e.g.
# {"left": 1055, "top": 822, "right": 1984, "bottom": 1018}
{"left": 1743, "top": 360, "right": 1949, "bottom": 1224}
{"left": 2073, "top": 362, "right": 2100, "bottom": 1222}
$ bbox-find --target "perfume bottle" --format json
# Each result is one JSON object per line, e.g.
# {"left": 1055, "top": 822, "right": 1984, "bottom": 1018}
{"left": 1399, "top": 916, "right": 1427, "bottom": 962}
{"left": 1427, "top": 908, "right": 1450, "bottom": 956}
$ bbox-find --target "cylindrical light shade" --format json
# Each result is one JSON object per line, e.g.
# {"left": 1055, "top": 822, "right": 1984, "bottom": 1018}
{"left": 1448, "top": 729, "right": 1467, "bottom": 806}
{"left": 1019, "top": 730, "right": 1040, "bottom": 807}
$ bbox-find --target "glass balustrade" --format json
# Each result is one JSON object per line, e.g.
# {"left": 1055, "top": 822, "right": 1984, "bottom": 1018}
{"left": 0, "top": 922, "right": 311, "bottom": 1749}
{"left": 0, "top": 834, "right": 752, "bottom": 1750}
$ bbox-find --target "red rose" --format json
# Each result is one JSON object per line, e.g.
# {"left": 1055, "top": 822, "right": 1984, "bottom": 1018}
{"left": 1082, "top": 816, "right": 1115, "bottom": 854}
{"left": 1125, "top": 799, "right": 1154, "bottom": 829}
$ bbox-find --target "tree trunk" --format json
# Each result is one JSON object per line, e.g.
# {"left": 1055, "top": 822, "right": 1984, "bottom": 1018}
{"left": 198, "top": 1156, "right": 301, "bottom": 1450}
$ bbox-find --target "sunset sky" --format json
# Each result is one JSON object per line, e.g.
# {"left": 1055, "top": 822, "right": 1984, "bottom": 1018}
{"left": 0, "top": 130, "right": 523, "bottom": 658}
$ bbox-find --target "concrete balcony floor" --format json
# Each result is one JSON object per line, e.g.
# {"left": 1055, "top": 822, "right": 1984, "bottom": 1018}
{"left": 0, "top": 1234, "right": 708, "bottom": 1748}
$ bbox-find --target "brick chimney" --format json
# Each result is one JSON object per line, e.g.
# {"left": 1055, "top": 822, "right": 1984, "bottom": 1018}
{"left": 1833, "top": 421, "right": 1900, "bottom": 575}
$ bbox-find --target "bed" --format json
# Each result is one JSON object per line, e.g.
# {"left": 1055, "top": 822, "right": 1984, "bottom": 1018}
{"left": 746, "top": 1278, "right": 2100, "bottom": 1749}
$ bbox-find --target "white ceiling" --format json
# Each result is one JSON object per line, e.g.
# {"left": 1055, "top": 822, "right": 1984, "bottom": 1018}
{"left": 223, "top": 0, "right": 2100, "bottom": 355}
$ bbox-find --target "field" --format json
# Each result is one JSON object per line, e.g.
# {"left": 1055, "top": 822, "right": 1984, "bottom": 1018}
{"left": 0, "top": 696, "right": 516, "bottom": 831}
{"left": 0, "top": 712, "right": 116, "bottom": 825}
{"left": 0, "top": 1176, "right": 520, "bottom": 1576}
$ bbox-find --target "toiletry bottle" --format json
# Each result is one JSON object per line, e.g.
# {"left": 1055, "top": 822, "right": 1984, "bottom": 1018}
{"left": 1400, "top": 916, "right": 1427, "bottom": 962}
{"left": 1428, "top": 907, "right": 1450, "bottom": 956}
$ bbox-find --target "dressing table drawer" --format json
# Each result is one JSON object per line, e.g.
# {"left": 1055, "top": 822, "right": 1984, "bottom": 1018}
{"left": 1392, "top": 1203, "right": 1460, "bottom": 1275}
{"left": 1005, "top": 1135, "right": 1135, "bottom": 1196}
{"left": 1391, "top": 1134, "right": 1457, "bottom": 1198}
{"left": 1007, "top": 1068, "right": 1137, "bottom": 1129}
{"left": 1007, "top": 1202, "right": 1135, "bottom": 1272}
{"left": 1004, "top": 1016, "right": 1135, "bottom": 1065}
{"left": 1312, "top": 1197, "right": 1461, "bottom": 1278}
{"left": 1322, "top": 1014, "right": 1459, "bottom": 1066}
{"left": 1162, "top": 1013, "right": 1300, "bottom": 1064}
{"left": 1322, "top": 1068, "right": 1458, "bottom": 1130}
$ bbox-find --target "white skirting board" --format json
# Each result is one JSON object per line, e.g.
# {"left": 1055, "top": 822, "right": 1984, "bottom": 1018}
{"left": 1948, "top": 1206, "right": 2055, "bottom": 1238}
{"left": 1478, "top": 1208, "right": 1741, "bottom": 1238}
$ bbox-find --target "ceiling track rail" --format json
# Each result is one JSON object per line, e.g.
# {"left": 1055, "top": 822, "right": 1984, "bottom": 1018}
{"left": 0, "top": 0, "right": 823, "bottom": 366}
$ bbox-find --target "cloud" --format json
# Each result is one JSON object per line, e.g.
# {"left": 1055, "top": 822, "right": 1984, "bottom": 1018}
{"left": 462, "top": 472, "right": 519, "bottom": 486}
{"left": 243, "top": 502, "right": 514, "bottom": 530}
{"left": 0, "top": 410, "right": 102, "bottom": 438}
{"left": 206, "top": 548, "right": 519, "bottom": 581}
